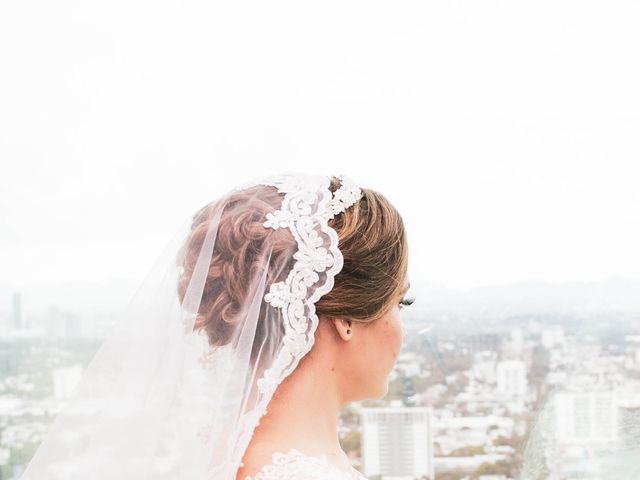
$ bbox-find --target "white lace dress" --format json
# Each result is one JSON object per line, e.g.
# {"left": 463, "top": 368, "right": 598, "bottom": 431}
{"left": 243, "top": 448, "right": 368, "bottom": 480}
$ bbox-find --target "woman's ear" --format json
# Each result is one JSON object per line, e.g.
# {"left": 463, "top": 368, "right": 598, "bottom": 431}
{"left": 332, "top": 317, "right": 353, "bottom": 341}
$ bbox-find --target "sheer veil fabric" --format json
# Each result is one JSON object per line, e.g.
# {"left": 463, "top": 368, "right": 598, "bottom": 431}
{"left": 519, "top": 383, "right": 640, "bottom": 479}
{"left": 19, "top": 172, "right": 363, "bottom": 480}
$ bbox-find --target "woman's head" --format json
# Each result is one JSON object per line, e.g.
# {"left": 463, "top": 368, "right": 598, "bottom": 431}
{"left": 176, "top": 174, "right": 409, "bottom": 400}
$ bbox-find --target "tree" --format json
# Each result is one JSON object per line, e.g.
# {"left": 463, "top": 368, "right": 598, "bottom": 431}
{"left": 339, "top": 430, "right": 361, "bottom": 456}
{"left": 473, "top": 459, "right": 516, "bottom": 479}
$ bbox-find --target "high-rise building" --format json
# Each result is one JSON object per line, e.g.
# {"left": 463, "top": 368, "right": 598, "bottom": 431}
{"left": 359, "top": 404, "right": 434, "bottom": 479}
{"left": 496, "top": 359, "right": 527, "bottom": 398}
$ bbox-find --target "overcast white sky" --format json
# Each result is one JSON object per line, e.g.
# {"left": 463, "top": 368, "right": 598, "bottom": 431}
{"left": 1, "top": 0, "right": 639, "bottom": 291}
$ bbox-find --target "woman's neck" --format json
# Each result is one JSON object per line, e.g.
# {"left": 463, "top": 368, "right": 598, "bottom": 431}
{"left": 249, "top": 347, "right": 348, "bottom": 462}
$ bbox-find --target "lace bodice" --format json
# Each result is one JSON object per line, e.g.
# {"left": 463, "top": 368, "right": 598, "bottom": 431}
{"left": 243, "top": 448, "right": 368, "bottom": 480}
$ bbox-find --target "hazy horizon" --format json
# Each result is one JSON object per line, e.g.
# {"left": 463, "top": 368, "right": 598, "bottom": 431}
{"left": 3, "top": 275, "right": 640, "bottom": 319}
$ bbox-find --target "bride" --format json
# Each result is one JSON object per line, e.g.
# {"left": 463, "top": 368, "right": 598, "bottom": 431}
{"left": 19, "top": 172, "right": 411, "bottom": 480}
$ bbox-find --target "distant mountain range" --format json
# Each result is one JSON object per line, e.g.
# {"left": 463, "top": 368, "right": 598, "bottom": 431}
{"left": 408, "top": 277, "right": 640, "bottom": 318}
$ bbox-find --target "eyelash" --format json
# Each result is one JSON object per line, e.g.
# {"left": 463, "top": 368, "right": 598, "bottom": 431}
{"left": 399, "top": 296, "right": 415, "bottom": 309}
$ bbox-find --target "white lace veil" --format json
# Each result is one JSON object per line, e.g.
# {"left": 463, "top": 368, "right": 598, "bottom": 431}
{"left": 19, "top": 172, "right": 363, "bottom": 480}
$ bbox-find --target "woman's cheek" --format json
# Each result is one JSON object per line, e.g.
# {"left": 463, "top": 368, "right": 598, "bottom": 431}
{"left": 387, "top": 317, "right": 403, "bottom": 360}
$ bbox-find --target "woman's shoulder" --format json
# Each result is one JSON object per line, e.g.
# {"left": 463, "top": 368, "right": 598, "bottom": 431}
{"left": 237, "top": 445, "right": 368, "bottom": 480}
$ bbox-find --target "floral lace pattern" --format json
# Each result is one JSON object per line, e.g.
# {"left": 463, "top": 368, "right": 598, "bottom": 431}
{"left": 319, "top": 174, "right": 362, "bottom": 222}
{"left": 243, "top": 448, "right": 368, "bottom": 480}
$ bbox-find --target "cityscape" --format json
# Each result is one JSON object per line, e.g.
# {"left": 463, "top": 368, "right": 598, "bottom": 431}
{"left": 1, "top": 280, "right": 640, "bottom": 479}
{"left": 3, "top": 0, "right": 639, "bottom": 478}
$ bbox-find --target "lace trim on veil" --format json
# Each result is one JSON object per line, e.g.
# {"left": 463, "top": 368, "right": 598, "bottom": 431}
{"left": 226, "top": 173, "right": 362, "bottom": 475}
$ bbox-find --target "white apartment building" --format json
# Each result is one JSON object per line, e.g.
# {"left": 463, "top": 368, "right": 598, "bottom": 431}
{"left": 359, "top": 404, "right": 434, "bottom": 480}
